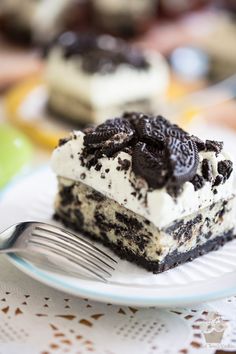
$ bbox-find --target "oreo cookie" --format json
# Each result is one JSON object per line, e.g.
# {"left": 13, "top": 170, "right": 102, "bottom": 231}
{"left": 132, "top": 142, "right": 169, "bottom": 189}
{"left": 134, "top": 115, "right": 166, "bottom": 147}
{"left": 133, "top": 115, "right": 188, "bottom": 148}
{"left": 166, "top": 136, "right": 199, "bottom": 185}
{"left": 83, "top": 112, "right": 201, "bottom": 194}
{"left": 122, "top": 111, "right": 145, "bottom": 125}
{"left": 84, "top": 118, "right": 135, "bottom": 156}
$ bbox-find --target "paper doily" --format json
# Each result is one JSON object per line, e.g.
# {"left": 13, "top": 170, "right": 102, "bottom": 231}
{"left": 0, "top": 256, "right": 236, "bottom": 354}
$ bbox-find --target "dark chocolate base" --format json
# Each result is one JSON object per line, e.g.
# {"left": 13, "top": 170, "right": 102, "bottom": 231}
{"left": 47, "top": 96, "right": 153, "bottom": 128}
{"left": 47, "top": 102, "right": 88, "bottom": 130}
{"left": 54, "top": 213, "right": 235, "bottom": 273}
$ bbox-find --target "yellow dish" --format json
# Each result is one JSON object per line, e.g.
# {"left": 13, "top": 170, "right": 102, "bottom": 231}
{"left": 5, "top": 75, "right": 199, "bottom": 150}
{"left": 5, "top": 75, "right": 69, "bottom": 150}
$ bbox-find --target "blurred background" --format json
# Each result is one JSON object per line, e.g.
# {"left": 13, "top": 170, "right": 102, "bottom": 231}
{"left": 0, "top": 0, "right": 236, "bottom": 190}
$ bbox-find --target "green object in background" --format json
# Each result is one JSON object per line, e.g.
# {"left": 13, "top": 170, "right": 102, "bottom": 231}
{"left": 0, "top": 124, "right": 32, "bottom": 189}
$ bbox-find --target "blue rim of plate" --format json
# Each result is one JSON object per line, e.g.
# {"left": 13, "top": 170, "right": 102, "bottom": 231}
{"left": 7, "top": 253, "right": 236, "bottom": 307}
{"left": 1, "top": 166, "right": 236, "bottom": 306}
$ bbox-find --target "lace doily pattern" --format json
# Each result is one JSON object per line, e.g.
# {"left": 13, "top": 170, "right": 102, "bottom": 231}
{"left": 0, "top": 258, "right": 236, "bottom": 354}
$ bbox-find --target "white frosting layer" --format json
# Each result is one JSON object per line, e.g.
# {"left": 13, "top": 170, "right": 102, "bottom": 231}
{"left": 51, "top": 131, "right": 235, "bottom": 228}
{"left": 45, "top": 47, "right": 169, "bottom": 108}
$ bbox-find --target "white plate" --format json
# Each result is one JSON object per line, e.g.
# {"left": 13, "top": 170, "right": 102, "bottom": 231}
{"left": 1, "top": 167, "right": 236, "bottom": 307}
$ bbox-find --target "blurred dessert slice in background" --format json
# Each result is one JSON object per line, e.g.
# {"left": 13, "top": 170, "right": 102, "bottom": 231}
{"left": 45, "top": 32, "right": 169, "bottom": 126}
{"left": 199, "top": 15, "right": 236, "bottom": 80}
{"left": 91, "top": 0, "right": 158, "bottom": 37}
{"left": 0, "top": 0, "right": 90, "bottom": 45}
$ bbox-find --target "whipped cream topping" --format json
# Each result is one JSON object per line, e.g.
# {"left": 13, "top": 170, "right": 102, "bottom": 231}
{"left": 51, "top": 131, "right": 235, "bottom": 228}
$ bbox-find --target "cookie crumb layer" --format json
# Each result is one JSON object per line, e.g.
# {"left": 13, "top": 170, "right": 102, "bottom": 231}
{"left": 54, "top": 177, "right": 235, "bottom": 273}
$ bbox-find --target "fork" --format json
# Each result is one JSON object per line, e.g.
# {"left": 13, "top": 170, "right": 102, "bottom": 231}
{"left": 0, "top": 222, "right": 117, "bottom": 282}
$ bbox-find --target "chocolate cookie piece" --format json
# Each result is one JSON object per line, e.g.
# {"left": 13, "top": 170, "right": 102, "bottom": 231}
{"left": 166, "top": 184, "right": 183, "bottom": 198}
{"left": 134, "top": 115, "right": 167, "bottom": 146}
{"left": 84, "top": 118, "right": 135, "bottom": 156}
{"left": 58, "top": 136, "right": 71, "bottom": 147}
{"left": 218, "top": 160, "right": 233, "bottom": 182}
{"left": 167, "top": 137, "right": 199, "bottom": 185}
{"left": 202, "top": 159, "right": 213, "bottom": 182}
{"left": 191, "top": 135, "right": 205, "bottom": 151}
{"left": 213, "top": 175, "right": 224, "bottom": 187}
{"left": 205, "top": 140, "right": 223, "bottom": 155}
{"left": 117, "top": 157, "right": 131, "bottom": 171}
{"left": 58, "top": 32, "right": 96, "bottom": 58}
{"left": 190, "top": 174, "right": 205, "bottom": 191}
{"left": 134, "top": 115, "right": 187, "bottom": 148}
{"left": 122, "top": 111, "right": 146, "bottom": 136}
{"left": 54, "top": 32, "right": 149, "bottom": 74}
{"left": 191, "top": 136, "right": 224, "bottom": 155}
{"left": 132, "top": 142, "right": 169, "bottom": 189}
{"left": 122, "top": 111, "right": 141, "bottom": 122}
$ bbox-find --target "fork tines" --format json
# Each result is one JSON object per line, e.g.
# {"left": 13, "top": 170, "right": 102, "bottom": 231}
{"left": 29, "top": 223, "right": 117, "bottom": 282}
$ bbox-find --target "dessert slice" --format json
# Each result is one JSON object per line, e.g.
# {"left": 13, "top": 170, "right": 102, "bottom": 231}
{"left": 0, "top": 0, "right": 89, "bottom": 45}
{"left": 91, "top": 0, "right": 158, "bottom": 37}
{"left": 51, "top": 113, "right": 235, "bottom": 273}
{"left": 45, "top": 33, "right": 169, "bottom": 125}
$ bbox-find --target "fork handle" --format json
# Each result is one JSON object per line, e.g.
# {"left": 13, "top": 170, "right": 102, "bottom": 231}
{"left": 0, "top": 225, "right": 18, "bottom": 253}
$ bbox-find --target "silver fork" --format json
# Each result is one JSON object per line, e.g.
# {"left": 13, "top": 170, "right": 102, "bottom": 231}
{"left": 0, "top": 222, "right": 117, "bottom": 282}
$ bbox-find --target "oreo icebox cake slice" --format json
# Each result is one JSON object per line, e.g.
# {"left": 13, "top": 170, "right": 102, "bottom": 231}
{"left": 51, "top": 112, "right": 235, "bottom": 273}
